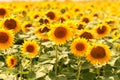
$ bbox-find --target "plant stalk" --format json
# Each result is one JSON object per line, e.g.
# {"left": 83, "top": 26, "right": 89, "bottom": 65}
{"left": 76, "top": 57, "right": 81, "bottom": 80}
{"left": 55, "top": 45, "right": 58, "bottom": 76}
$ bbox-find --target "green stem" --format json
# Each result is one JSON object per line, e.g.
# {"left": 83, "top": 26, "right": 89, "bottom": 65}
{"left": 20, "top": 58, "right": 22, "bottom": 80}
{"left": 39, "top": 39, "right": 42, "bottom": 56}
{"left": 76, "top": 57, "right": 81, "bottom": 80}
{"left": 97, "top": 67, "right": 100, "bottom": 78}
{"left": 30, "top": 59, "right": 33, "bottom": 72}
{"left": 55, "top": 45, "right": 58, "bottom": 76}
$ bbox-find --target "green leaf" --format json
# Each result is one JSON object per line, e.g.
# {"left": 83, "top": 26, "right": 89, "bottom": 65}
{"left": 0, "top": 55, "right": 5, "bottom": 62}
{"left": 113, "top": 75, "right": 120, "bottom": 80}
{"left": 81, "top": 69, "right": 96, "bottom": 80}
{"left": 27, "top": 71, "right": 36, "bottom": 79}
{"left": 114, "top": 58, "right": 120, "bottom": 68}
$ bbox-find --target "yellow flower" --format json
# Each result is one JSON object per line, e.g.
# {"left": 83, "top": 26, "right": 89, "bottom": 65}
{"left": 71, "top": 38, "right": 89, "bottom": 57}
{"left": 78, "top": 29, "right": 95, "bottom": 40}
{"left": 48, "top": 23, "right": 73, "bottom": 45}
{"left": 0, "top": 7, "right": 8, "bottom": 18}
{"left": 21, "top": 40, "right": 39, "bottom": 58}
{"left": 94, "top": 23, "right": 111, "bottom": 38}
{"left": 0, "top": 29, "right": 14, "bottom": 50}
{"left": 21, "top": 21, "right": 33, "bottom": 33}
{"left": 1, "top": 17, "right": 21, "bottom": 33}
{"left": 45, "top": 9, "right": 59, "bottom": 20}
{"left": 35, "top": 25, "right": 50, "bottom": 40}
{"left": 86, "top": 44, "right": 111, "bottom": 65}
{"left": 6, "top": 55, "right": 17, "bottom": 68}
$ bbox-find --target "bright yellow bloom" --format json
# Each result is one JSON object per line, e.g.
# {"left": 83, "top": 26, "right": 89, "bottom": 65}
{"left": 6, "top": 55, "right": 17, "bottom": 68}
{"left": 21, "top": 40, "right": 39, "bottom": 58}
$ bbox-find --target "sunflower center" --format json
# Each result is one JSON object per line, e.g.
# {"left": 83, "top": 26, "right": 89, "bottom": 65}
{"left": 26, "top": 45, "right": 34, "bottom": 53}
{"left": 59, "top": 17, "right": 65, "bottom": 23}
{"left": 25, "top": 24, "right": 32, "bottom": 28}
{"left": 4, "top": 19, "right": 17, "bottom": 29}
{"left": 97, "top": 26, "right": 107, "bottom": 34}
{"left": 10, "top": 59, "right": 14, "bottom": 65}
{"left": 78, "top": 24, "right": 84, "bottom": 30}
{"left": 0, "top": 32, "right": 9, "bottom": 43}
{"left": 80, "top": 32, "right": 93, "bottom": 39}
{"left": 54, "top": 27, "right": 67, "bottom": 38}
{"left": 46, "top": 11, "right": 55, "bottom": 20}
{"left": 39, "top": 18, "right": 44, "bottom": 24}
{"left": 34, "top": 15, "right": 39, "bottom": 19}
{"left": 0, "top": 8, "right": 6, "bottom": 15}
{"left": 82, "top": 18, "right": 89, "bottom": 23}
{"left": 44, "top": 19, "right": 49, "bottom": 24}
{"left": 39, "top": 27, "right": 50, "bottom": 33}
{"left": 90, "top": 46, "right": 106, "bottom": 59}
{"left": 76, "top": 43, "right": 85, "bottom": 51}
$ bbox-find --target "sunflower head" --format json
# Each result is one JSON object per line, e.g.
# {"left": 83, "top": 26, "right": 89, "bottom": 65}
{"left": 48, "top": 23, "right": 73, "bottom": 45}
{"left": 0, "top": 8, "right": 8, "bottom": 18}
{"left": 94, "top": 23, "right": 111, "bottom": 38}
{"left": 71, "top": 38, "right": 89, "bottom": 57}
{"left": 21, "top": 40, "right": 39, "bottom": 58}
{"left": 35, "top": 25, "right": 50, "bottom": 40}
{"left": 86, "top": 44, "right": 111, "bottom": 65}
{"left": 2, "top": 17, "right": 20, "bottom": 33}
{"left": 78, "top": 29, "right": 95, "bottom": 40}
{"left": 45, "top": 9, "right": 60, "bottom": 20}
{"left": 80, "top": 15, "right": 92, "bottom": 24}
{"left": 21, "top": 21, "right": 33, "bottom": 33}
{"left": 0, "top": 29, "right": 14, "bottom": 50}
{"left": 6, "top": 55, "right": 17, "bottom": 68}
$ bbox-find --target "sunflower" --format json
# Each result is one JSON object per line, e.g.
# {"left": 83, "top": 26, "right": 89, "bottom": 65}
{"left": 78, "top": 29, "right": 95, "bottom": 40}
{"left": 71, "top": 38, "right": 89, "bottom": 57}
{"left": 80, "top": 15, "right": 92, "bottom": 24}
{"left": 86, "top": 44, "right": 111, "bottom": 65}
{"left": 38, "top": 17, "right": 51, "bottom": 25}
{"left": 35, "top": 25, "right": 50, "bottom": 40}
{"left": 45, "top": 9, "right": 59, "bottom": 20}
{"left": 21, "top": 40, "right": 39, "bottom": 58}
{"left": 0, "top": 8, "right": 8, "bottom": 18}
{"left": 6, "top": 55, "right": 17, "bottom": 68}
{"left": 0, "top": 29, "right": 14, "bottom": 50}
{"left": 21, "top": 21, "right": 33, "bottom": 33}
{"left": 1, "top": 17, "right": 20, "bottom": 33}
{"left": 28, "top": 10, "right": 41, "bottom": 20}
{"left": 48, "top": 23, "right": 73, "bottom": 45}
{"left": 94, "top": 23, "right": 111, "bottom": 38}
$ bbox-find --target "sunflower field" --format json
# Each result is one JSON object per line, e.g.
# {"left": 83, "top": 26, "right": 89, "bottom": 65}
{"left": 0, "top": 0, "right": 120, "bottom": 80}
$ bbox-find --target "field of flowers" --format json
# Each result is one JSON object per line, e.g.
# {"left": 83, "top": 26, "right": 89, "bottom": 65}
{"left": 0, "top": 1, "right": 120, "bottom": 80}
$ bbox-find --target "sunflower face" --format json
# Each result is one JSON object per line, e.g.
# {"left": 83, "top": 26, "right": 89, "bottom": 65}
{"left": 86, "top": 44, "right": 111, "bottom": 65}
{"left": 21, "top": 22, "right": 32, "bottom": 33}
{"left": 4, "top": 19, "right": 17, "bottom": 29}
{"left": 79, "top": 31, "right": 94, "bottom": 40}
{"left": 49, "top": 24, "right": 73, "bottom": 45}
{"left": 71, "top": 38, "right": 88, "bottom": 57}
{"left": 77, "top": 24, "right": 84, "bottom": 30}
{"left": 35, "top": 26, "right": 50, "bottom": 39}
{"left": 46, "top": 11, "right": 55, "bottom": 20}
{"left": 82, "top": 17, "right": 90, "bottom": 23}
{"left": 3, "top": 18, "right": 20, "bottom": 33}
{"left": 6, "top": 55, "right": 17, "bottom": 68}
{"left": 54, "top": 27, "right": 67, "bottom": 38}
{"left": 97, "top": 26, "right": 106, "bottom": 34}
{"left": 0, "top": 8, "right": 6, "bottom": 17}
{"left": 90, "top": 46, "right": 106, "bottom": 59}
{"left": 0, "top": 30, "right": 14, "bottom": 50}
{"left": 21, "top": 40, "right": 39, "bottom": 58}
{"left": 0, "top": 32, "right": 9, "bottom": 43}
{"left": 94, "top": 24, "right": 111, "bottom": 38}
